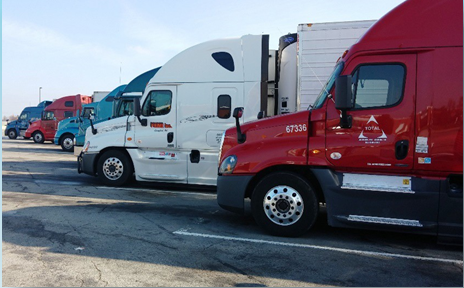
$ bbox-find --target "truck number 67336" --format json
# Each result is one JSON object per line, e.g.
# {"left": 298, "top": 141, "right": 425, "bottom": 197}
{"left": 286, "top": 124, "right": 307, "bottom": 133}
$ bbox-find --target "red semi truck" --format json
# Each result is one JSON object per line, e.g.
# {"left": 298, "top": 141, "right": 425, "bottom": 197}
{"left": 217, "top": 0, "right": 463, "bottom": 243}
{"left": 25, "top": 94, "right": 92, "bottom": 143}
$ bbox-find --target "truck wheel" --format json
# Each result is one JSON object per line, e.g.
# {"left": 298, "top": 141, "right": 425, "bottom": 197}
{"left": 97, "top": 150, "right": 133, "bottom": 186}
{"left": 32, "top": 131, "right": 44, "bottom": 143}
{"left": 251, "top": 172, "right": 318, "bottom": 237}
{"left": 7, "top": 129, "right": 17, "bottom": 139}
{"left": 60, "top": 134, "right": 74, "bottom": 152}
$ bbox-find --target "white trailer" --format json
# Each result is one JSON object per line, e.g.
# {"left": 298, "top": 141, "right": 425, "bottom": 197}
{"left": 277, "top": 20, "right": 376, "bottom": 112}
{"left": 92, "top": 91, "right": 110, "bottom": 102}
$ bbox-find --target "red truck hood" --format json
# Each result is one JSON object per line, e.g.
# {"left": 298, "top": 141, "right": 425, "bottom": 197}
{"left": 220, "top": 110, "right": 311, "bottom": 164}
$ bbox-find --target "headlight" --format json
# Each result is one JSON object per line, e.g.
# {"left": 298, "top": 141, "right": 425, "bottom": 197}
{"left": 82, "top": 141, "right": 90, "bottom": 153}
{"left": 218, "top": 132, "right": 226, "bottom": 163}
{"left": 219, "top": 155, "right": 237, "bottom": 174}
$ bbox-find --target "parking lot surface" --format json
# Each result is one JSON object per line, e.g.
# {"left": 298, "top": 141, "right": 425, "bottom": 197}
{"left": 2, "top": 138, "right": 463, "bottom": 287}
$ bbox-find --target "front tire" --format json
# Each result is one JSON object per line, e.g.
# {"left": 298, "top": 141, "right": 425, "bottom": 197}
{"left": 251, "top": 172, "right": 319, "bottom": 237}
{"left": 60, "top": 134, "right": 74, "bottom": 152}
{"left": 32, "top": 131, "right": 44, "bottom": 143}
{"left": 7, "top": 129, "right": 17, "bottom": 139}
{"left": 97, "top": 150, "right": 133, "bottom": 186}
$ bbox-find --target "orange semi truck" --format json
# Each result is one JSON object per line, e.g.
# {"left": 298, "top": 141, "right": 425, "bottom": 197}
{"left": 25, "top": 94, "right": 92, "bottom": 143}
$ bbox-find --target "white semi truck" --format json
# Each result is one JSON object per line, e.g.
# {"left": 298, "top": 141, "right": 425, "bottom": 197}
{"left": 78, "top": 21, "right": 375, "bottom": 186}
{"left": 78, "top": 35, "right": 271, "bottom": 186}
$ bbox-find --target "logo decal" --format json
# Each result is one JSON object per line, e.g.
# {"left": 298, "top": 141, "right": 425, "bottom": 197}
{"left": 150, "top": 122, "right": 173, "bottom": 132}
{"left": 358, "top": 115, "right": 387, "bottom": 144}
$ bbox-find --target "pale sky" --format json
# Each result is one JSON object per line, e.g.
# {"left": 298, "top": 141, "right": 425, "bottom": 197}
{"left": 2, "top": 0, "right": 405, "bottom": 116}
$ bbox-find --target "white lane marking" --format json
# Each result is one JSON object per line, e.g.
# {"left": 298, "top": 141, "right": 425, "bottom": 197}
{"left": 96, "top": 186, "right": 216, "bottom": 197}
{"left": 173, "top": 230, "right": 463, "bottom": 265}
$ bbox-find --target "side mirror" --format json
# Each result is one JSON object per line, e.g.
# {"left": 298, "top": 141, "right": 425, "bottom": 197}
{"left": 134, "top": 97, "right": 141, "bottom": 117}
{"left": 335, "top": 75, "right": 353, "bottom": 110}
{"left": 233, "top": 107, "right": 246, "bottom": 144}
{"left": 233, "top": 107, "right": 243, "bottom": 119}
{"left": 335, "top": 75, "right": 353, "bottom": 128}
{"left": 257, "top": 111, "right": 266, "bottom": 120}
{"left": 133, "top": 97, "right": 147, "bottom": 126}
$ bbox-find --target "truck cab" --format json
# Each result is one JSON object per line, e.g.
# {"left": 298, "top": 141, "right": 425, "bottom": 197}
{"left": 217, "top": 0, "right": 463, "bottom": 243}
{"left": 54, "top": 103, "right": 97, "bottom": 151}
{"left": 25, "top": 94, "right": 92, "bottom": 143}
{"left": 5, "top": 100, "right": 52, "bottom": 139}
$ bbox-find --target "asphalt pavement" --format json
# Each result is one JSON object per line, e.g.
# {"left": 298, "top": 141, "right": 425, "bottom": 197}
{"left": 2, "top": 137, "right": 463, "bottom": 287}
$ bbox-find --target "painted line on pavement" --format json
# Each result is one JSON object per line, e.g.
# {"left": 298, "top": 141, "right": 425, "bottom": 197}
{"left": 173, "top": 230, "right": 463, "bottom": 265}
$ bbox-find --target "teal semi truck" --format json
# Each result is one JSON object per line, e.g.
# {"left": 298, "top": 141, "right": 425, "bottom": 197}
{"left": 73, "top": 67, "right": 160, "bottom": 154}
{"left": 54, "top": 85, "right": 126, "bottom": 152}
{"left": 5, "top": 101, "right": 52, "bottom": 139}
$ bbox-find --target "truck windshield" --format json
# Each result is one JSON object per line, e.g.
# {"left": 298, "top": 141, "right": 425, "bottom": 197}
{"left": 312, "top": 61, "right": 345, "bottom": 109}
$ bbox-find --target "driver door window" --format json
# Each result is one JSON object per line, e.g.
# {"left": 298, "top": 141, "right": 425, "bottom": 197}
{"left": 142, "top": 91, "right": 172, "bottom": 116}
{"left": 42, "top": 111, "right": 54, "bottom": 120}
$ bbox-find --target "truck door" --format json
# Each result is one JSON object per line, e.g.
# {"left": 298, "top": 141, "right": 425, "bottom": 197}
{"left": 323, "top": 54, "right": 440, "bottom": 232}
{"left": 133, "top": 86, "right": 187, "bottom": 183}
{"left": 326, "top": 54, "right": 416, "bottom": 172}
{"left": 42, "top": 111, "right": 57, "bottom": 139}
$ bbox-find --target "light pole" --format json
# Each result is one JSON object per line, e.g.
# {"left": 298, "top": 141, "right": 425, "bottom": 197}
{"left": 39, "top": 87, "right": 42, "bottom": 103}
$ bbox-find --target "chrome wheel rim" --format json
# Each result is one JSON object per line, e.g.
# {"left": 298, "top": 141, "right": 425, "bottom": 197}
{"left": 62, "top": 137, "right": 73, "bottom": 150}
{"left": 102, "top": 157, "right": 124, "bottom": 180}
{"left": 34, "top": 133, "right": 43, "bottom": 142}
{"left": 263, "top": 185, "right": 304, "bottom": 226}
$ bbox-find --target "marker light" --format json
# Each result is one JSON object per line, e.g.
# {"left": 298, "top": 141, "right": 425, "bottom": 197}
{"left": 82, "top": 141, "right": 90, "bottom": 153}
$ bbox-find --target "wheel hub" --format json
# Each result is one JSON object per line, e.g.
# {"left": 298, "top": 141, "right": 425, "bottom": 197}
{"left": 63, "top": 138, "right": 73, "bottom": 149}
{"left": 102, "top": 157, "right": 124, "bottom": 180}
{"left": 263, "top": 185, "right": 304, "bottom": 226}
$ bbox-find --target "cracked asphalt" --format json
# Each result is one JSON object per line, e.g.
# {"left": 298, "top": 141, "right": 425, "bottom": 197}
{"left": 2, "top": 138, "right": 463, "bottom": 287}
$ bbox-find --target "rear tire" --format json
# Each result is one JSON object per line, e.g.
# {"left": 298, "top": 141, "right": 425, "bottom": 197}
{"left": 7, "top": 129, "right": 17, "bottom": 139}
{"left": 32, "top": 131, "right": 44, "bottom": 143}
{"left": 60, "top": 134, "right": 74, "bottom": 152}
{"left": 251, "top": 172, "right": 319, "bottom": 237}
{"left": 97, "top": 150, "right": 133, "bottom": 186}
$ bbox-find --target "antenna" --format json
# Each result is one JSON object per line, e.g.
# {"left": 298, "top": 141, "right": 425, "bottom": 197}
{"left": 119, "top": 62, "right": 122, "bottom": 84}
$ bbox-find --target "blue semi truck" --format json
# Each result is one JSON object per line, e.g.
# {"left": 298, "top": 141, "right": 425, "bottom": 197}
{"left": 5, "top": 100, "right": 52, "bottom": 139}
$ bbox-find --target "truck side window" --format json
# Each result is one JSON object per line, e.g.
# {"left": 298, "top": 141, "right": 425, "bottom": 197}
{"left": 117, "top": 101, "right": 134, "bottom": 117}
{"left": 65, "top": 101, "right": 74, "bottom": 107}
{"left": 42, "top": 111, "right": 54, "bottom": 120}
{"left": 82, "top": 108, "right": 94, "bottom": 118}
{"left": 212, "top": 52, "right": 235, "bottom": 72}
{"left": 142, "top": 91, "right": 172, "bottom": 116}
{"left": 64, "top": 111, "right": 74, "bottom": 118}
{"left": 352, "top": 64, "right": 405, "bottom": 109}
{"left": 217, "top": 95, "right": 231, "bottom": 119}
{"left": 19, "top": 112, "right": 29, "bottom": 120}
